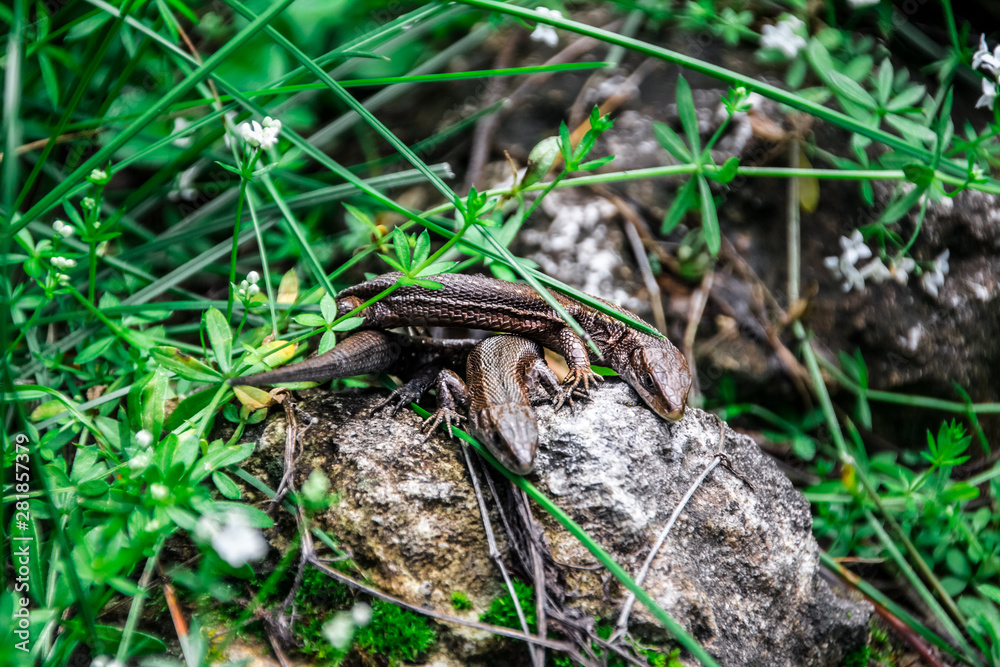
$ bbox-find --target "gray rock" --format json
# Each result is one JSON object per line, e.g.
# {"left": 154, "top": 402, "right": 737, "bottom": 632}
{"left": 242, "top": 381, "right": 870, "bottom": 666}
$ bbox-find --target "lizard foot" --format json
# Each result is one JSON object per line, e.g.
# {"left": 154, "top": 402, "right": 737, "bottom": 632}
{"left": 421, "top": 408, "right": 466, "bottom": 440}
{"left": 368, "top": 386, "right": 421, "bottom": 418}
{"left": 553, "top": 367, "right": 602, "bottom": 411}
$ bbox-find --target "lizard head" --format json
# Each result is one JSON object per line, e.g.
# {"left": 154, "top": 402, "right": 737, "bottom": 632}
{"left": 620, "top": 341, "right": 691, "bottom": 421}
{"left": 472, "top": 403, "right": 538, "bottom": 475}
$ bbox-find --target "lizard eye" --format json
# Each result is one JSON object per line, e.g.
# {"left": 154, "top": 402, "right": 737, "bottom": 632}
{"left": 641, "top": 373, "right": 655, "bottom": 390}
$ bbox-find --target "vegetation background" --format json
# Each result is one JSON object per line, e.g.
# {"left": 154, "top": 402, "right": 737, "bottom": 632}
{"left": 2, "top": 0, "right": 1000, "bottom": 665}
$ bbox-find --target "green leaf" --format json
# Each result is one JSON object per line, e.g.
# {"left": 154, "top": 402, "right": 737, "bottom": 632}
{"left": 293, "top": 313, "right": 327, "bottom": 327}
{"left": 878, "top": 186, "right": 925, "bottom": 225}
{"left": 343, "top": 203, "right": 377, "bottom": 232}
{"left": 676, "top": 76, "right": 701, "bottom": 154}
{"left": 887, "top": 84, "right": 927, "bottom": 112}
{"left": 977, "top": 583, "right": 1000, "bottom": 605}
{"left": 143, "top": 369, "right": 168, "bottom": 444}
{"left": 320, "top": 293, "right": 337, "bottom": 323}
{"left": 417, "top": 261, "right": 458, "bottom": 277}
{"left": 332, "top": 316, "right": 365, "bottom": 332}
{"left": 38, "top": 51, "right": 60, "bottom": 108}
{"left": 413, "top": 278, "right": 444, "bottom": 289}
{"left": 697, "top": 175, "right": 720, "bottom": 255}
{"left": 938, "top": 483, "right": 978, "bottom": 503}
{"left": 78, "top": 478, "right": 109, "bottom": 496}
{"left": 379, "top": 254, "right": 406, "bottom": 273}
{"left": 75, "top": 336, "right": 116, "bottom": 365}
{"left": 710, "top": 156, "right": 740, "bottom": 183}
{"left": 150, "top": 347, "right": 221, "bottom": 382}
{"left": 653, "top": 121, "right": 692, "bottom": 162}
{"left": 827, "top": 69, "right": 877, "bottom": 110}
{"left": 662, "top": 177, "right": 697, "bottom": 234}
{"left": 205, "top": 308, "right": 232, "bottom": 374}
{"left": 875, "top": 59, "right": 893, "bottom": 106}
{"left": 903, "top": 164, "right": 935, "bottom": 188}
{"left": 213, "top": 471, "right": 242, "bottom": 499}
{"left": 885, "top": 114, "right": 937, "bottom": 144}
{"left": 391, "top": 227, "right": 411, "bottom": 271}
{"left": 318, "top": 330, "right": 337, "bottom": 355}
{"left": 214, "top": 161, "right": 243, "bottom": 176}
{"left": 164, "top": 387, "right": 217, "bottom": 433}
{"left": 412, "top": 230, "right": 431, "bottom": 268}
{"left": 558, "top": 120, "right": 572, "bottom": 163}
{"left": 576, "top": 155, "right": 615, "bottom": 171}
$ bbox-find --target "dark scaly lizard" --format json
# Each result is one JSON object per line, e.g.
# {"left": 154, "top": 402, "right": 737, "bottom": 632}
{"left": 336, "top": 272, "right": 692, "bottom": 420}
{"left": 230, "top": 330, "right": 474, "bottom": 415}
{"left": 231, "top": 328, "right": 557, "bottom": 474}
{"left": 425, "top": 335, "right": 561, "bottom": 475}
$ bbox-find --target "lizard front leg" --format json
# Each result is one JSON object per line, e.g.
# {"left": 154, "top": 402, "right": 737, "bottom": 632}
{"left": 421, "top": 368, "right": 470, "bottom": 439}
{"left": 369, "top": 363, "right": 442, "bottom": 417}
{"left": 553, "top": 327, "right": 602, "bottom": 408}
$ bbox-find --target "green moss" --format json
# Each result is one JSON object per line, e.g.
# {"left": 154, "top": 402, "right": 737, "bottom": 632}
{"left": 841, "top": 644, "right": 870, "bottom": 667}
{"left": 480, "top": 579, "right": 537, "bottom": 632}
{"left": 292, "top": 568, "right": 356, "bottom": 664}
{"left": 450, "top": 590, "right": 473, "bottom": 610}
{"left": 355, "top": 599, "right": 436, "bottom": 665}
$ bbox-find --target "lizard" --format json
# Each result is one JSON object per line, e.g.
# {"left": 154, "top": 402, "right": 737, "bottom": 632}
{"left": 335, "top": 272, "right": 692, "bottom": 421}
{"left": 230, "top": 329, "right": 474, "bottom": 414}
{"left": 231, "top": 330, "right": 557, "bottom": 474}
{"left": 424, "top": 335, "right": 562, "bottom": 475}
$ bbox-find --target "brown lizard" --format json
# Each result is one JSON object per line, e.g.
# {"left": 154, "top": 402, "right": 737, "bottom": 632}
{"left": 336, "top": 272, "right": 691, "bottom": 420}
{"left": 232, "top": 330, "right": 555, "bottom": 474}
{"left": 424, "top": 335, "right": 561, "bottom": 474}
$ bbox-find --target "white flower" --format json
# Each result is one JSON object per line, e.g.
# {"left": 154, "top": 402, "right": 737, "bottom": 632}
{"left": 209, "top": 512, "right": 269, "bottom": 568}
{"left": 246, "top": 271, "right": 260, "bottom": 284}
{"left": 82, "top": 197, "right": 96, "bottom": 210}
{"left": 887, "top": 257, "right": 915, "bottom": 285}
{"left": 826, "top": 254, "right": 864, "bottom": 292}
{"left": 51, "top": 256, "right": 77, "bottom": 269}
{"left": 760, "top": 15, "right": 807, "bottom": 59}
{"left": 351, "top": 602, "right": 372, "bottom": 626}
{"left": 859, "top": 257, "right": 891, "bottom": 284}
{"left": 323, "top": 612, "right": 356, "bottom": 650}
{"left": 838, "top": 230, "right": 872, "bottom": 266}
{"left": 933, "top": 248, "right": 949, "bottom": 275}
{"left": 258, "top": 117, "right": 281, "bottom": 150}
{"left": 972, "top": 34, "right": 1000, "bottom": 76}
{"left": 172, "top": 117, "right": 193, "bottom": 148}
{"left": 840, "top": 262, "right": 865, "bottom": 292}
{"left": 57, "top": 273, "right": 70, "bottom": 283}
{"left": 150, "top": 483, "right": 169, "bottom": 500}
{"left": 169, "top": 165, "right": 199, "bottom": 202}
{"left": 248, "top": 284, "right": 260, "bottom": 297}
{"left": 920, "top": 249, "right": 950, "bottom": 297}
{"left": 530, "top": 7, "right": 562, "bottom": 47}
{"left": 136, "top": 429, "right": 153, "bottom": 448}
{"left": 976, "top": 77, "right": 997, "bottom": 109}
{"left": 128, "top": 452, "right": 151, "bottom": 472}
{"left": 52, "top": 220, "right": 74, "bottom": 238}
{"left": 88, "top": 168, "right": 109, "bottom": 184}
{"left": 238, "top": 120, "right": 262, "bottom": 147}
{"left": 847, "top": 0, "right": 879, "bottom": 7}
{"left": 238, "top": 118, "right": 281, "bottom": 150}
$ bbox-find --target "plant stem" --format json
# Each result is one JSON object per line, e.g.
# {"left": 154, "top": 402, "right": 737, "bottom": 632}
{"left": 227, "top": 177, "right": 250, "bottom": 321}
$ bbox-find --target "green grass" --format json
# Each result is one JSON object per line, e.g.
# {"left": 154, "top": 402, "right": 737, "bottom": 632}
{"left": 4, "top": 1, "right": 1000, "bottom": 666}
